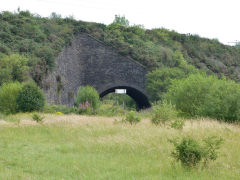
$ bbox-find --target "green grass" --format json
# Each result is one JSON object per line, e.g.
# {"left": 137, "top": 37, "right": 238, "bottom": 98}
{"left": 0, "top": 114, "right": 240, "bottom": 179}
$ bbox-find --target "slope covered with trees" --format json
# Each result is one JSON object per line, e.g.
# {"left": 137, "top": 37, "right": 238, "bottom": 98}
{"left": 1, "top": 10, "right": 240, "bottom": 86}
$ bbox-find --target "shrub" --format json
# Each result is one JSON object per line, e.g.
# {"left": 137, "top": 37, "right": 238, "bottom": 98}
{"left": 165, "top": 73, "right": 240, "bottom": 122}
{"left": 32, "top": 113, "right": 44, "bottom": 123}
{"left": 0, "top": 54, "right": 29, "bottom": 85}
{"left": 151, "top": 101, "right": 178, "bottom": 125}
{"left": 16, "top": 82, "right": 45, "bottom": 112}
{"left": 200, "top": 79, "right": 240, "bottom": 122}
{"left": 165, "top": 73, "right": 213, "bottom": 117}
{"left": 0, "top": 82, "right": 23, "bottom": 114}
{"left": 170, "top": 136, "right": 223, "bottom": 168}
{"left": 75, "top": 86, "right": 100, "bottom": 110}
{"left": 124, "top": 111, "right": 141, "bottom": 124}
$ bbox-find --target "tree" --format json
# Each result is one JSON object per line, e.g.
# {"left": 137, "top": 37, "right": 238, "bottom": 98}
{"left": 16, "top": 82, "right": 45, "bottom": 112}
{"left": 0, "top": 54, "right": 29, "bottom": 85}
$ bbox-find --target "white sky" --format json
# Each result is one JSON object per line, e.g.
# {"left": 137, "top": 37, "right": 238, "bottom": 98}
{"left": 1, "top": 0, "right": 240, "bottom": 45}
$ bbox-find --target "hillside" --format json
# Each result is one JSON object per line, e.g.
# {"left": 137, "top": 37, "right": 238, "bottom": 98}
{"left": 1, "top": 10, "right": 240, "bottom": 86}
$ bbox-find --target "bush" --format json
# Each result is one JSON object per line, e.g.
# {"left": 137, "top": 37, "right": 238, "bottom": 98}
{"left": 0, "top": 82, "right": 23, "bottom": 114}
{"left": 16, "top": 82, "right": 45, "bottom": 112}
{"left": 165, "top": 73, "right": 213, "bottom": 117}
{"left": 75, "top": 86, "right": 100, "bottom": 110}
{"left": 124, "top": 111, "right": 141, "bottom": 124}
{"left": 200, "top": 79, "right": 240, "bottom": 122}
{"left": 170, "top": 136, "right": 223, "bottom": 168}
{"left": 165, "top": 73, "right": 240, "bottom": 122}
{"left": 32, "top": 113, "right": 44, "bottom": 123}
{"left": 0, "top": 54, "right": 29, "bottom": 85}
{"left": 151, "top": 101, "right": 178, "bottom": 125}
{"left": 146, "top": 57, "right": 197, "bottom": 102}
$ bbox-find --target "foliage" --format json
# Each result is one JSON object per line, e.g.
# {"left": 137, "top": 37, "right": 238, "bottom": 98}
{"left": 170, "top": 136, "right": 223, "bottom": 168}
{"left": 0, "top": 54, "right": 29, "bottom": 85}
{"left": 1, "top": 10, "right": 240, "bottom": 92}
{"left": 96, "top": 103, "right": 127, "bottom": 117}
{"left": 171, "top": 137, "right": 202, "bottom": 167}
{"left": 75, "top": 86, "right": 100, "bottom": 110}
{"left": 32, "top": 113, "right": 44, "bottom": 123}
{"left": 165, "top": 73, "right": 213, "bottom": 117}
{"left": 151, "top": 101, "right": 178, "bottom": 125}
{"left": 102, "top": 93, "right": 136, "bottom": 110}
{"left": 146, "top": 50, "right": 199, "bottom": 102}
{"left": 78, "top": 101, "right": 92, "bottom": 114}
{"left": 202, "top": 136, "right": 224, "bottom": 165}
{"left": 165, "top": 73, "right": 240, "bottom": 122}
{"left": 16, "top": 82, "right": 45, "bottom": 112}
{"left": 170, "top": 119, "right": 185, "bottom": 130}
{"left": 124, "top": 111, "right": 141, "bottom": 124}
{"left": 113, "top": 15, "right": 129, "bottom": 27}
{"left": 43, "top": 104, "right": 77, "bottom": 114}
{"left": 0, "top": 82, "right": 23, "bottom": 114}
{"left": 200, "top": 79, "right": 240, "bottom": 122}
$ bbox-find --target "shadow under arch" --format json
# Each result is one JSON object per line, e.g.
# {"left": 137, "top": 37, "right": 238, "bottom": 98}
{"left": 99, "top": 86, "right": 151, "bottom": 110}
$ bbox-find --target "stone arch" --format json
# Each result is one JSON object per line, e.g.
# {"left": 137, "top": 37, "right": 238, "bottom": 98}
{"left": 43, "top": 33, "right": 151, "bottom": 109}
{"left": 99, "top": 85, "right": 151, "bottom": 110}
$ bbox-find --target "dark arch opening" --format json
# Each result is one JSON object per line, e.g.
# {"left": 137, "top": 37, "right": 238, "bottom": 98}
{"left": 99, "top": 86, "right": 151, "bottom": 110}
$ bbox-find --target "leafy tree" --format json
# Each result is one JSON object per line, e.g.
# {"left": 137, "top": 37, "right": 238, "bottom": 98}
{"left": 0, "top": 82, "right": 23, "bottom": 114}
{"left": 165, "top": 73, "right": 240, "bottom": 122}
{"left": 146, "top": 51, "right": 198, "bottom": 102}
{"left": 0, "top": 54, "right": 29, "bottom": 85}
{"left": 75, "top": 86, "right": 100, "bottom": 110}
{"left": 16, "top": 82, "right": 45, "bottom": 112}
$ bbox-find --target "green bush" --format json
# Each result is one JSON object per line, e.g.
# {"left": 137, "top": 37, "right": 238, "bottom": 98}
{"left": 0, "top": 54, "right": 29, "bottom": 85}
{"left": 32, "top": 113, "right": 44, "bottom": 123}
{"left": 151, "top": 101, "right": 178, "bottom": 125}
{"left": 200, "top": 79, "right": 240, "bottom": 122}
{"left": 0, "top": 82, "right": 23, "bottom": 114}
{"left": 124, "top": 111, "right": 141, "bottom": 124}
{"left": 146, "top": 51, "right": 198, "bottom": 102}
{"left": 165, "top": 73, "right": 240, "bottom": 122}
{"left": 16, "top": 82, "right": 45, "bottom": 112}
{"left": 165, "top": 73, "right": 213, "bottom": 117}
{"left": 75, "top": 86, "right": 100, "bottom": 110}
{"left": 170, "top": 136, "right": 223, "bottom": 168}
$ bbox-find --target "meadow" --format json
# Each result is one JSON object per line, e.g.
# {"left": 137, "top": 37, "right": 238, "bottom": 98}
{"left": 0, "top": 113, "right": 240, "bottom": 180}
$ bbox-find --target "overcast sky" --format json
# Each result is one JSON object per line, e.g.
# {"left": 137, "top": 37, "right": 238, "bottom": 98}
{"left": 1, "top": 0, "right": 240, "bottom": 45}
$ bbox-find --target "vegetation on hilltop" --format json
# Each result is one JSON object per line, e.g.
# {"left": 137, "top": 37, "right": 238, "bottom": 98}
{"left": 1, "top": 10, "right": 240, "bottom": 87}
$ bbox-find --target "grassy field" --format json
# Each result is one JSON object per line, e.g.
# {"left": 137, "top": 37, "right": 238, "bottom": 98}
{"left": 0, "top": 114, "right": 240, "bottom": 179}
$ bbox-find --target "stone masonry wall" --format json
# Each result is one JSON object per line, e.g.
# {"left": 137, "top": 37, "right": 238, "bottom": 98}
{"left": 43, "top": 33, "right": 148, "bottom": 106}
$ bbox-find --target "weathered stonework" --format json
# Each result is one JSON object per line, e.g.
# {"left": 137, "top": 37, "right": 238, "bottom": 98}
{"left": 43, "top": 33, "right": 150, "bottom": 109}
